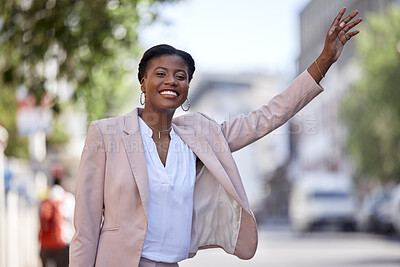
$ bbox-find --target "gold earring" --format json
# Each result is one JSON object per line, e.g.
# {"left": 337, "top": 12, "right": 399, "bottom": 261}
{"left": 181, "top": 97, "right": 190, "bottom": 112}
{"left": 140, "top": 92, "right": 145, "bottom": 105}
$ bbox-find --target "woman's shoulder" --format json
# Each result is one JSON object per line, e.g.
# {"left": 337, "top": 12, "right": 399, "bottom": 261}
{"left": 173, "top": 112, "right": 220, "bottom": 127}
{"left": 172, "top": 112, "right": 223, "bottom": 138}
{"left": 90, "top": 115, "right": 124, "bottom": 125}
{"left": 88, "top": 114, "right": 126, "bottom": 134}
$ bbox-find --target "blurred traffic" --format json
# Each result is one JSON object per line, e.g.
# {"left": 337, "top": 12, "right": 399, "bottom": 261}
{"left": 1, "top": 0, "right": 400, "bottom": 266}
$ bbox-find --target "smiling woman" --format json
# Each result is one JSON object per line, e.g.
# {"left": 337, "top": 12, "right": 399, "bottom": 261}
{"left": 70, "top": 8, "right": 362, "bottom": 267}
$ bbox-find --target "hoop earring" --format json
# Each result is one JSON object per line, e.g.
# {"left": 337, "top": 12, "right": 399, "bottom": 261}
{"left": 140, "top": 92, "right": 145, "bottom": 105}
{"left": 181, "top": 97, "right": 190, "bottom": 112}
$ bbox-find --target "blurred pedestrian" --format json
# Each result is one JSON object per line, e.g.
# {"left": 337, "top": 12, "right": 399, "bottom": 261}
{"left": 39, "top": 164, "right": 74, "bottom": 267}
{"left": 70, "top": 8, "right": 362, "bottom": 267}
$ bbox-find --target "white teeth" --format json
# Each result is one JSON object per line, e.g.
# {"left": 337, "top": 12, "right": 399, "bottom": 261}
{"left": 160, "top": 90, "right": 178, "bottom": 96}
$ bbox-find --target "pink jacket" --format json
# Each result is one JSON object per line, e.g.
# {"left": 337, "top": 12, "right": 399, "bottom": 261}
{"left": 70, "top": 70, "right": 323, "bottom": 266}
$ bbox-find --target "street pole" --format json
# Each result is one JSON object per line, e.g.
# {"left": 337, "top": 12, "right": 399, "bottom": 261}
{"left": 0, "top": 125, "right": 9, "bottom": 267}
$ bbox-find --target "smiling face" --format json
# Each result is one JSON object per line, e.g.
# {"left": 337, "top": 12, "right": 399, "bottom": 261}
{"left": 141, "top": 55, "right": 189, "bottom": 114}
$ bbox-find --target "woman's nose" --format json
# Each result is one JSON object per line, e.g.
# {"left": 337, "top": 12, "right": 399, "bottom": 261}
{"left": 164, "top": 75, "right": 177, "bottom": 85}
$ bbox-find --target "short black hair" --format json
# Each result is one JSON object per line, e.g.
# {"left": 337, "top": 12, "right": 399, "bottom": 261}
{"left": 138, "top": 44, "right": 196, "bottom": 83}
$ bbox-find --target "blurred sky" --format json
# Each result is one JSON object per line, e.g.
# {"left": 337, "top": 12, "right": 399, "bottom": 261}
{"left": 139, "top": 0, "right": 311, "bottom": 76}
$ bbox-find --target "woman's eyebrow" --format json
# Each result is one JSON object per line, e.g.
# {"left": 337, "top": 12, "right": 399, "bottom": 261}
{"left": 154, "top": 66, "right": 187, "bottom": 73}
{"left": 154, "top": 66, "right": 167, "bottom": 71}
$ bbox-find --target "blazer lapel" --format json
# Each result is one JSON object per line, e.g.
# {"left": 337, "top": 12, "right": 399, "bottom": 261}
{"left": 122, "top": 108, "right": 149, "bottom": 219}
{"left": 173, "top": 126, "right": 245, "bottom": 208}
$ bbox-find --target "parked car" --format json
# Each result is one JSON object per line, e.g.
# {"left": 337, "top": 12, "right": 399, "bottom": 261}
{"left": 357, "top": 187, "right": 395, "bottom": 234}
{"left": 357, "top": 189, "right": 388, "bottom": 232}
{"left": 289, "top": 172, "right": 356, "bottom": 232}
{"left": 389, "top": 184, "right": 400, "bottom": 234}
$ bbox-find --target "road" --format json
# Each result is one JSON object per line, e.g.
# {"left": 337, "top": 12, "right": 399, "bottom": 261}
{"left": 180, "top": 226, "right": 400, "bottom": 267}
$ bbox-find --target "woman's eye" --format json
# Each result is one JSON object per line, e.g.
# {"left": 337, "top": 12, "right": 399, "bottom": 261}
{"left": 176, "top": 75, "right": 186, "bottom": 80}
{"left": 156, "top": 72, "right": 166, "bottom": 76}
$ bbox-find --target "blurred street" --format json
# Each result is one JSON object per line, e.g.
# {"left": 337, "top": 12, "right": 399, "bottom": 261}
{"left": 1, "top": 0, "right": 400, "bottom": 266}
{"left": 181, "top": 225, "right": 400, "bottom": 267}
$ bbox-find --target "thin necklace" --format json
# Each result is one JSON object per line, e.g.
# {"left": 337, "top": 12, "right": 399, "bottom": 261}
{"left": 147, "top": 124, "right": 172, "bottom": 139}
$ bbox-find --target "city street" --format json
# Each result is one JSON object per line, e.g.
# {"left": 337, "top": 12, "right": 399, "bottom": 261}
{"left": 180, "top": 226, "right": 400, "bottom": 267}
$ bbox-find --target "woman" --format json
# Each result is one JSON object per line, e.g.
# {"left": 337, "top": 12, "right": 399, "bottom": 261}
{"left": 70, "top": 8, "right": 361, "bottom": 267}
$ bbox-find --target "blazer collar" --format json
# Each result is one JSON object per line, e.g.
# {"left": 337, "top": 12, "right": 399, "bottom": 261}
{"left": 123, "top": 108, "right": 141, "bottom": 135}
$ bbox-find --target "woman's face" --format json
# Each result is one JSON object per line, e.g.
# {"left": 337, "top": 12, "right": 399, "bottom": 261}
{"left": 141, "top": 55, "right": 189, "bottom": 113}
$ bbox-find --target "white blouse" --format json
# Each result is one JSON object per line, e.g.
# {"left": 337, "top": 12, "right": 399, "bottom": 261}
{"left": 138, "top": 117, "right": 197, "bottom": 263}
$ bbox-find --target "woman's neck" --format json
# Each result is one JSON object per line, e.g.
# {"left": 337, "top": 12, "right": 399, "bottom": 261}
{"left": 139, "top": 107, "right": 174, "bottom": 131}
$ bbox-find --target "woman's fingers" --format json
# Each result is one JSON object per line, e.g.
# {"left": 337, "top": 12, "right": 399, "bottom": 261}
{"left": 330, "top": 9, "right": 361, "bottom": 39}
{"left": 345, "top": 30, "right": 360, "bottom": 41}
{"left": 341, "top": 10, "right": 359, "bottom": 24}
{"left": 331, "top": 7, "right": 346, "bottom": 27}
{"left": 343, "top": 18, "right": 363, "bottom": 33}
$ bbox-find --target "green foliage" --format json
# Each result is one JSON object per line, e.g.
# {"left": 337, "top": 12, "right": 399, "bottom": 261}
{"left": 0, "top": 0, "right": 176, "bottom": 157}
{"left": 46, "top": 116, "right": 70, "bottom": 145}
{"left": 340, "top": 4, "right": 400, "bottom": 182}
{"left": 0, "top": 87, "right": 29, "bottom": 158}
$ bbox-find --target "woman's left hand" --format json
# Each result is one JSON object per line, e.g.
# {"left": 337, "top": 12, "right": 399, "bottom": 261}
{"left": 308, "top": 8, "right": 362, "bottom": 83}
{"left": 322, "top": 7, "right": 362, "bottom": 63}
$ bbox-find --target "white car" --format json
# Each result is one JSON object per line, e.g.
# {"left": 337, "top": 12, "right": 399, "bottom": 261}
{"left": 289, "top": 172, "right": 356, "bottom": 232}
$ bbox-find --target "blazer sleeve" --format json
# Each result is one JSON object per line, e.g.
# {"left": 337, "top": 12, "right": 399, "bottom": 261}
{"left": 70, "top": 121, "right": 106, "bottom": 266}
{"left": 220, "top": 70, "right": 324, "bottom": 152}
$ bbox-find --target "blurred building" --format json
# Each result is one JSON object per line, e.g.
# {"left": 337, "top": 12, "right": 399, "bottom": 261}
{"left": 188, "top": 72, "right": 290, "bottom": 213}
{"left": 290, "top": 0, "right": 400, "bottom": 178}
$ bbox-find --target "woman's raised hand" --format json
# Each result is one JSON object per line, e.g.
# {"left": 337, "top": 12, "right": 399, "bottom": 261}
{"left": 308, "top": 7, "right": 362, "bottom": 83}
{"left": 322, "top": 7, "right": 362, "bottom": 63}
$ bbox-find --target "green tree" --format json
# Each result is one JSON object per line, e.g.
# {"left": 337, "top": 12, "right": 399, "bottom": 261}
{"left": 0, "top": 0, "right": 176, "bottom": 158}
{"left": 341, "top": 4, "right": 400, "bottom": 183}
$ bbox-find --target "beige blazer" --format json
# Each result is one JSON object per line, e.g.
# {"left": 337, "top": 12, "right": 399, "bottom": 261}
{"left": 70, "top": 71, "right": 323, "bottom": 267}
